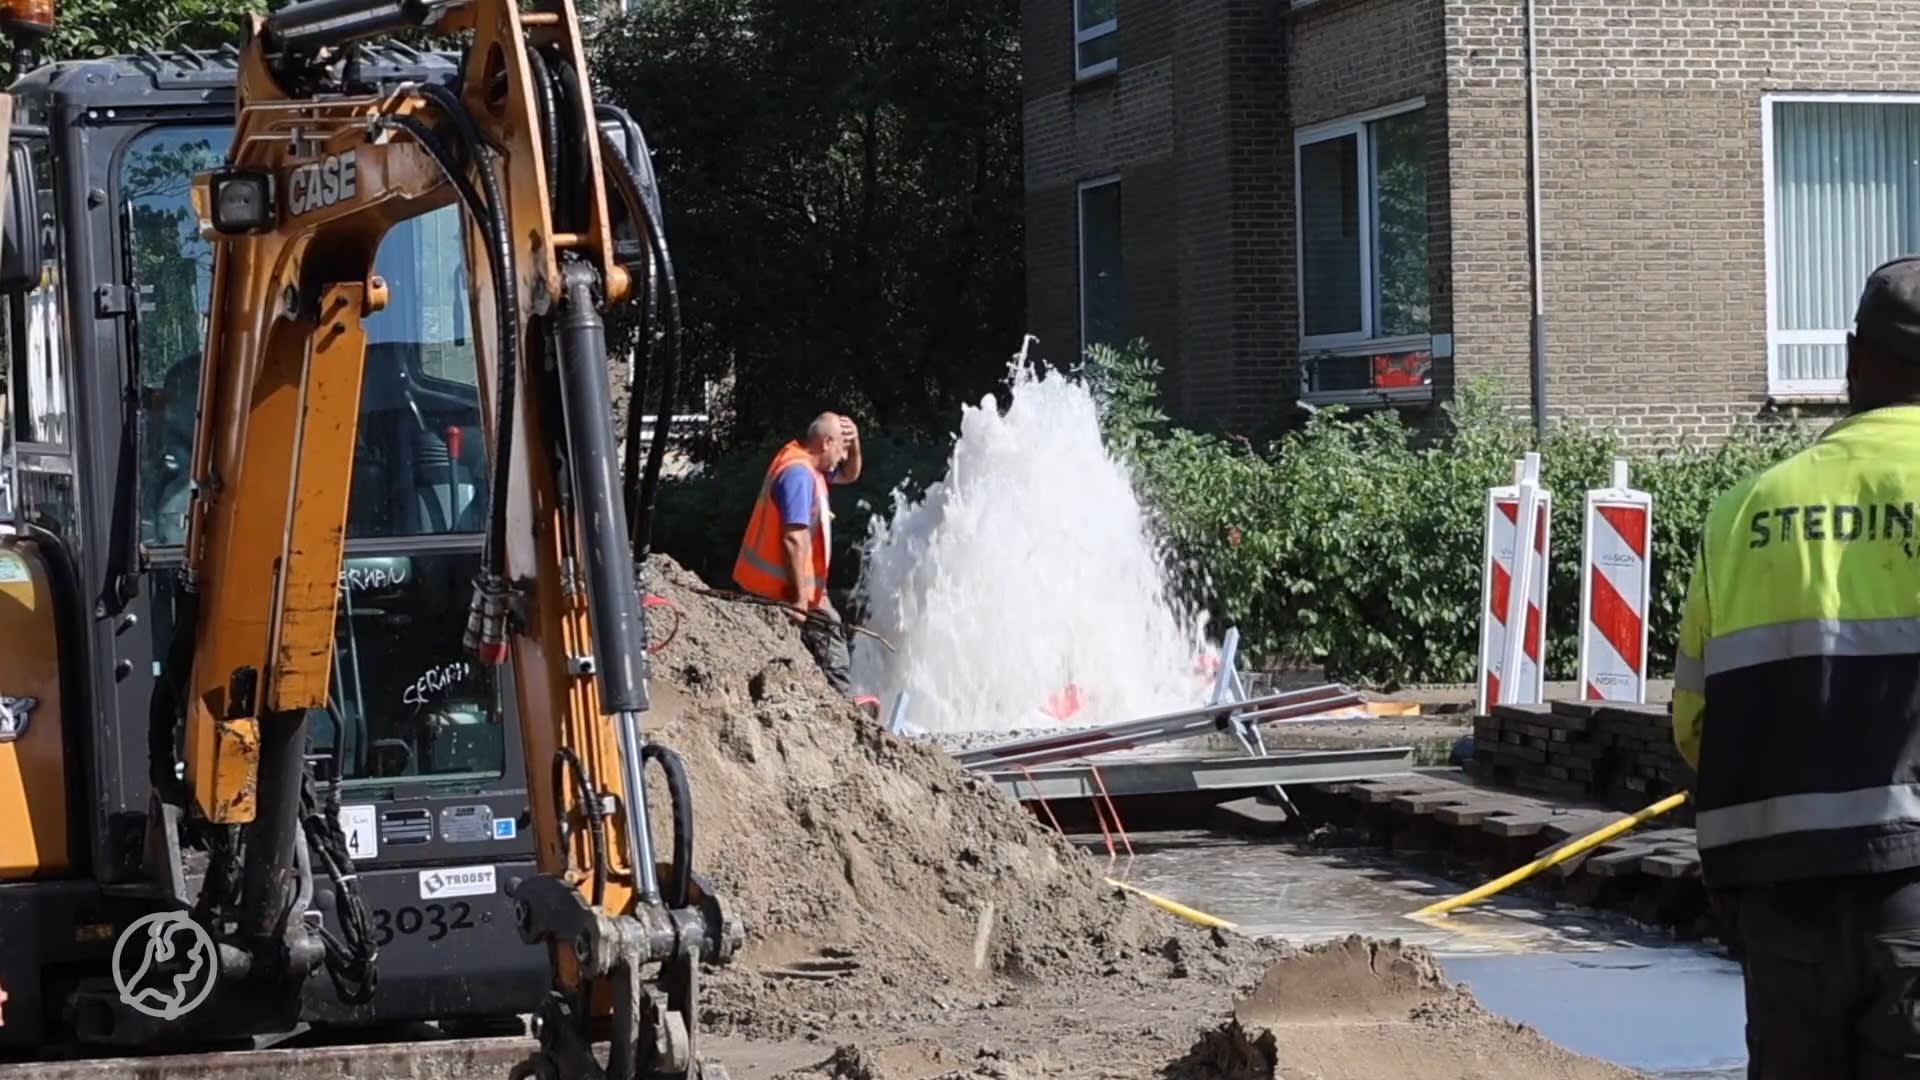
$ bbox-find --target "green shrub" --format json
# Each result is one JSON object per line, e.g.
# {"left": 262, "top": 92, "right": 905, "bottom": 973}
{"left": 1084, "top": 340, "right": 1817, "bottom": 688}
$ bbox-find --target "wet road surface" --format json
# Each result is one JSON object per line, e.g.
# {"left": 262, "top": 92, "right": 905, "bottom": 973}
{"left": 1101, "top": 830, "right": 1747, "bottom": 1080}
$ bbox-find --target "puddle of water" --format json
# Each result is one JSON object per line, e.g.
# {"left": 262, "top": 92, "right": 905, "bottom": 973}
{"left": 1098, "top": 829, "right": 1750, "bottom": 1079}
{"left": 1442, "top": 948, "right": 1747, "bottom": 1079}
{"left": 1101, "top": 829, "right": 1646, "bottom": 954}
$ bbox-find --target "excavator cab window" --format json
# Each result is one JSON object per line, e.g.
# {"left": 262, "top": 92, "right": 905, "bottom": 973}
{"left": 126, "top": 122, "right": 504, "bottom": 787}
{"left": 2, "top": 133, "right": 76, "bottom": 538}
{"left": 0, "top": 141, "right": 38, "bottom": 292}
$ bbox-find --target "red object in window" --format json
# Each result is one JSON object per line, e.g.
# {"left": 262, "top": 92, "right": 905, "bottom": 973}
{"left": 445, "top": 425, "right": 463, "bottom": 461}
{"left": 1371, "top": 351, "right": 1433, "bottom": 390}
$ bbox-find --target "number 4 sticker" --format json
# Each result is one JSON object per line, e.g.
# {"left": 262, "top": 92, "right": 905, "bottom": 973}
{"left": 341, "top": 805, "right": 378, "bottom": 859}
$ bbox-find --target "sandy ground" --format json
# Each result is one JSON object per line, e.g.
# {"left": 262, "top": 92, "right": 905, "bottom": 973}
{"left": 695, "top": 941, "right": 1650, "bottom": 1080}
{"left": 693, "top": 939, "right": 1648, "bottom": 1080}
{"left": 627, "top": 558, "right": 1656, "bottom": 1080}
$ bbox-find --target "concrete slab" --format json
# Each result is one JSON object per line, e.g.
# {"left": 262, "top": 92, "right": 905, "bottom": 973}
{"left": 1212, "top": 795, "right": 1291, "bottom": 834}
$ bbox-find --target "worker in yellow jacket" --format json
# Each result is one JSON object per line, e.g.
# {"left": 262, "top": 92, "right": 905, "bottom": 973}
{"left": 1675, "top": 255, "right": 1920, "bottom": 1078}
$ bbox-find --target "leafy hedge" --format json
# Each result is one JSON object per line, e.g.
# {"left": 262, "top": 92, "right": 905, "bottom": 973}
{"left": 1082, "top": 341, "right": 1819, "bottom": 688}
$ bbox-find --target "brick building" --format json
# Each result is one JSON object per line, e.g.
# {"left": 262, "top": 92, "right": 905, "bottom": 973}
{"left": 1023, "top": 0, "right": 1920, "bottom": 444}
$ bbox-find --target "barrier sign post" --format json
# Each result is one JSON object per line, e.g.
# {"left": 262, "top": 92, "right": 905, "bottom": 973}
{"left": 1578, "top": 459, "right": 1654, "bottom": 703}
{"left": 1478, "top": 453, "right": 1552, "bottom": 714}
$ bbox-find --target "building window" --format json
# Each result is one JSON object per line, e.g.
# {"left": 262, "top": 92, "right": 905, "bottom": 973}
{"left": 1078, "top": 176, "right": 1124, "bottom": 358}
{"left": 1074, "top": 0, "right": 1116, "bottom": 79}
{"left": 1294, "top": 101, "right": 1430, "bottom": 351}
{"left": 1765, "top": 94, "right": 1920, "bottom": 397}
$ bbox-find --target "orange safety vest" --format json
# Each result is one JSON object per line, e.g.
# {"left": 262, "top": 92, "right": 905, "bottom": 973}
{"left": 733, "top": 441, "right": 830, "bottom": 607}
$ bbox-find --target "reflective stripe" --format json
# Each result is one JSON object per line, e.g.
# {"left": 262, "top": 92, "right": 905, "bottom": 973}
{"left": 738, "top": 545, "right": 788, "bottom": 581}
{"left": 1703, "top": 616, "right": 1920, "bottom": 677}
{"left": 733, "top": 442, "right": 829, "bottom": 605}
{"left": 1696, "top": 783, "right": 1920, "bottom": 849}
{"left": 1673, "top": 652, "right": 1705, "bottom": 695}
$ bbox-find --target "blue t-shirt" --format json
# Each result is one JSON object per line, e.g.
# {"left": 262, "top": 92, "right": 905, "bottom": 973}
{"left": 772, "top": 463, "right": 838, "bottom": 528}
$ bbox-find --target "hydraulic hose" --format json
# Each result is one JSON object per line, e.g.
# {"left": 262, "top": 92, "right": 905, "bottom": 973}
{"left": 619, "top": 230, "right": 659, "bottom": 530}
{"left": 634, "top": 211, "right": 682, "bottom": 563}
{"left": 540, "top": 46, "right": 593, "bottom": 236}
{"left": 640, "top": 742, "right": 693, "bottom": 910}
{"left": 396, "top": 83, "right": 521, "bottom": 594}
{"left": 596, "top": 110, "right": 682, "bottom": 559}
{"left": 302, "top": 769, "right": 379, "bottom": 1004}
{"left": 599, "top": 101, "right": 667, "bottom": 531}
{"left": 378, "top": 99, "right": 523, "bottom": 663}
{"left": 552, "top": 746, "right": 609, "bottom": 908}
{"left": 524, "top": 48, "right": 564, "bottom": 214}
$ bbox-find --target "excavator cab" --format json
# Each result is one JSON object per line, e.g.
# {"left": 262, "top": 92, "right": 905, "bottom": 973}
{"left": 0, "top": 26, "right": 565, "bottom": 1058}
{"left": 0, "top": 0, "right": 737, "bottom": 1071}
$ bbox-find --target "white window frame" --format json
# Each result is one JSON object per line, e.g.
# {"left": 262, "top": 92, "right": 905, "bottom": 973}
{"left": 1761, "top": 91, "right": 1920, "bottom": 401}
{"left": 1292, "top": 97, "right": 1429, "bottom": 357}
{"left": 1074, "top": 0, "right": 1116, "bottom": 81}
{"left": 1077, "top": 174, "right": 1122, "bottom": 357}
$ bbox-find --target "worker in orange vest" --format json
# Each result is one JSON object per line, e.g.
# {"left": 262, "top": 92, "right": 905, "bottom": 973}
{"left": 734, "top": 412, "right": 863, "bottom": 697}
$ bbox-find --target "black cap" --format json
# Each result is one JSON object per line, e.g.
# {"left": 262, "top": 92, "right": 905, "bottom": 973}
{"left": 1854, "top": 255, "right": 1920, "bottom": 359}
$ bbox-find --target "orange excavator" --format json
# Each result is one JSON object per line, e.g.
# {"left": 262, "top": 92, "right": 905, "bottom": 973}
{"left": 0, "top": 0, "right": 738, "bottom": 1071}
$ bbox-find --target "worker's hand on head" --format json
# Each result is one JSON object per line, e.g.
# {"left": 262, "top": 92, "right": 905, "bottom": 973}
{"left": 839, "top": 415, "right": 858, "bottom": 447}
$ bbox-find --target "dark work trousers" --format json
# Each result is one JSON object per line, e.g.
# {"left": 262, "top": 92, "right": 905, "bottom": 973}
{"left": 1722, "top": 869, "right": 1920, "bottom": 1079}
{"left": 800, "top": 600, "right": 855, "bottom": 700}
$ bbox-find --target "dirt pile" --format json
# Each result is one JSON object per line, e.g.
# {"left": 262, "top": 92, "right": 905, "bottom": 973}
{"left": 1212, "top": 937, "right": 1647, "bottom": 1080}
{"left": 634, "top": 555, "right": 1286, "bottom": 1036}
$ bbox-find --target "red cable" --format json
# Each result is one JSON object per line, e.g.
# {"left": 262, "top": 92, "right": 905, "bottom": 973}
{"left": 1087, "top": 787, "right": 1117, "bottom": 861}
{"left": 643, "top": 594, "right": 681, "bottom": 653}
{"left": 1018, "top": 765, "right": 1067, "bottom": 836}
{"left": 1088, "top": 764, "right": 1133, "bottom": 857}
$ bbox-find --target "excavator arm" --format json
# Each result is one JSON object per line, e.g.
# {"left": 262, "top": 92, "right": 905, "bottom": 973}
{"left": 168, "top": 0, "right": 738, "bottom": 1074}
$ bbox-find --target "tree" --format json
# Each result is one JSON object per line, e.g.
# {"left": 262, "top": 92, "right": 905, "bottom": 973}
{"left": 590, "top": 0, "right": 1025, "bottom": 451}
{"left": 46, "top": 0, "right": 265, "bottom": 60}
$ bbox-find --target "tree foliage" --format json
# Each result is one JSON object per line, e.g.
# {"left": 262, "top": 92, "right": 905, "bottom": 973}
{"left": 1088, "top": 340, "right": 1818, "bottom": 688}
{"left": 47, "top": 0, "right": 263, "bottom": 60}
{"left": 589, "top": 0, "right": 1025, "bottom": 451}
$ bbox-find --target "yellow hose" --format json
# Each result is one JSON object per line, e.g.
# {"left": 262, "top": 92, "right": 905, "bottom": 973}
{"left": 1406, "top": 790, "right": 1691, "bottom": 919}
{"left": 1106, "top": 877, "right": 1238, "bottom": 931}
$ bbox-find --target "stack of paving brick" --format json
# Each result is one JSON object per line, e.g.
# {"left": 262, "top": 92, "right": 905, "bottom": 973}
{"left": 1470, "top": 700, "right": 1695, "bottom": 823}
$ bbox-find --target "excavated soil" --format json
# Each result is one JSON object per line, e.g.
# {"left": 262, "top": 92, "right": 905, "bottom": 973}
{"left": 631, "top": 556, "right": 1650, "bottom": 1079}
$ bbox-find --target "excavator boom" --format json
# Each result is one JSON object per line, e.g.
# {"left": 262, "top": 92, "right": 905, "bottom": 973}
{"left": 158, "top": 0, "right": 736, "bottom": 1073}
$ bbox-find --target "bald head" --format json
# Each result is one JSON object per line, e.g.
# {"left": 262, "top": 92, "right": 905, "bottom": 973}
{"left": 804, "top": 412, "right": 848, "bottom": 471}
{"left": 806, "top": 412, "right": 840, "bottom": 447}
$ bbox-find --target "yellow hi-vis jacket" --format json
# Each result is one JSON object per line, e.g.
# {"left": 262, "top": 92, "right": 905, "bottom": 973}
{"left": 1675, "top": 403, "right": 1920, "bottom": 890}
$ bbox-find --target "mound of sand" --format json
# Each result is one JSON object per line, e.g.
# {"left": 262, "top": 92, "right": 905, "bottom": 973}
{"left": 1201, "top": 938, "right": 1647, "bottom": 1080}
{"left": 635, "top": 555, "right": 1286, "bottom": 1035}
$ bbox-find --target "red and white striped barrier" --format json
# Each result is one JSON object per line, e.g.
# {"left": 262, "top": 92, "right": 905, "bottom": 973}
{"left": 1578, "top": 460, "right": 1653, "bottom": 703}
{"left": 1477, "top": 453, "right": 1551, "bottom": 714}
